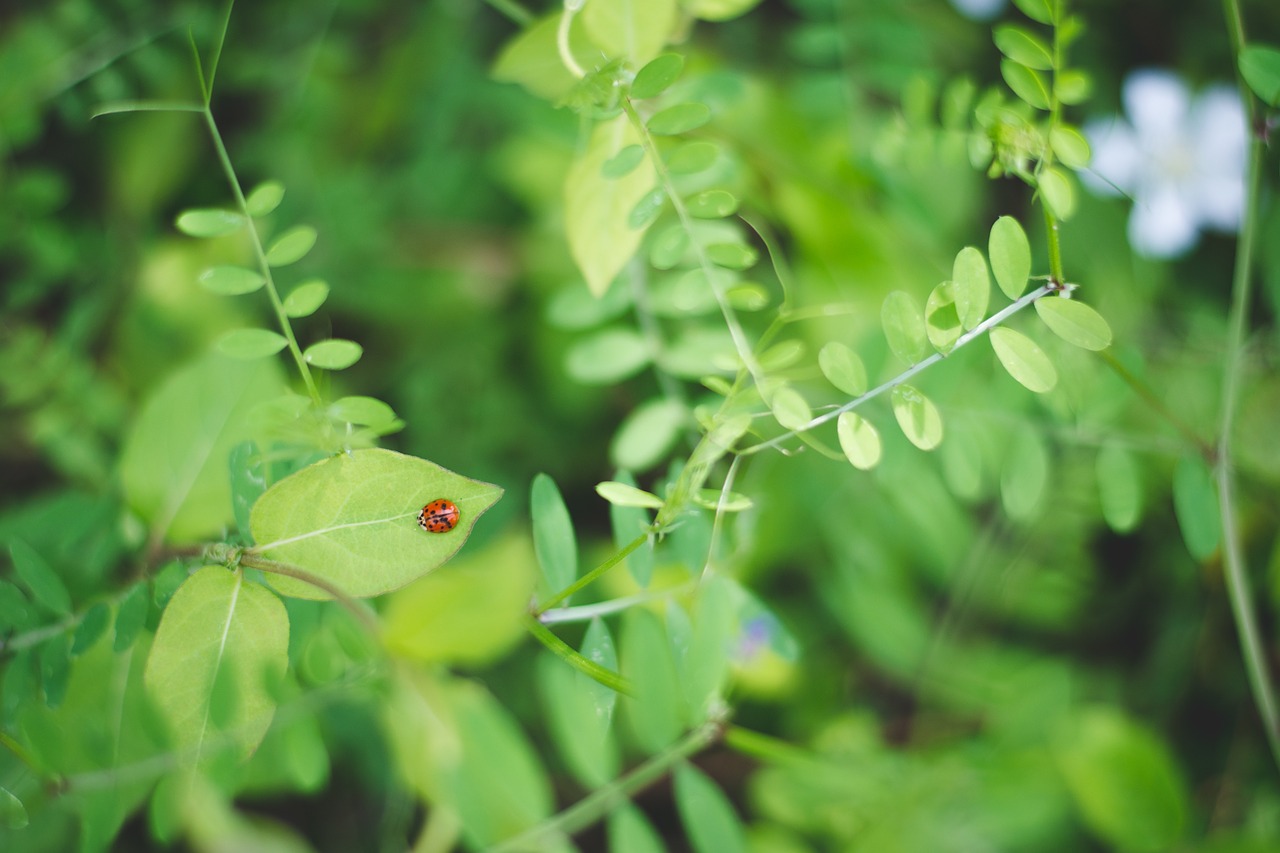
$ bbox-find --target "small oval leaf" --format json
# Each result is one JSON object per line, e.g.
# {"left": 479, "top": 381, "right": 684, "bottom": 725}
{"left": 1038, "top": 166, "right": 1077, "bottom": 220}
{"left": 882, "top": 290, "right": 927, "bottom": 365}
{"left": 176, "top": 208, "right": 244, "bottom": 238}
{"left": 1035, "top": 297, "right": 1112, "bottom": 350}
{"left": 647, "top": 102, "right": 711, "bottom": 135}
{"left": 631, "top": 53, "right": 685, "bottom": 99}
{"left": 819, "top": 341, "right": 868, "bottom": 396}
{"left": 990, "top": 326, "right": 1058, "bottom": 393}
{"left": 216, "top": 328, "right": 289, "bottom": 360}
{"left": 769, "top": 385, "right": 811, "bottom": 431}
{"left": 303, "top": 338, "right": 363, "bottom": 370}
{"left": 686, "top": 189, "right": 738, "bottom": 219}
{"left": 891, "top": 385, "right": 943, "bottom": 450}
{"left": 1050, "top": 125, "right": 1091, "bottom": 169}
{"left": 329, "top": 395, "right": 398, "bottom": 428}
{"left": 989, "top": 216, "right": 1031, "bottom": 300}
{"left": 603, "top": 144, "right": 646, "bottom": 178}
{"left": 666, "top": 141, "right": 719, "bottom": 175}
{"left": 994, "top": 25, "right": 1055, "bottom": 70}
{"left": 1097, "top": 446, "right": 1142, "bottom": 533}
{"left": 245, "top": 181, "right": 285, "bottom": 217}
{"left": 1240, "top": 45, "right": 1280, "bottom": 106}
{"left": 265, "top": 225, "right": 318, "bottom": 267}
{"left": 1173, "top": 455, "right": 1220, "bottom": 561}
{"left": 565, "top": 327, "right": 651, "bottom": 385}
{"left": 925, "top": 281, "right": 962, "bottom": 353}
{"left": 1001, "top": 60, "right": 1051, "bottom": 110}
{"left": 611, "top": 398, "right": 688, "bottom": 472}
{"left": 952, "top": 246, "right": 990, "bottom": 330}
{"left": 837, "top": 411, "right": 882, "bottom": 470}
{"left": 282, "top": 279, "right": 330, "bottom": 318}
{"left": 597, "top": 481, "right": 665, "bottom": 509}
{"left": 198, "top": 265, "right": 265, "bottom": 296}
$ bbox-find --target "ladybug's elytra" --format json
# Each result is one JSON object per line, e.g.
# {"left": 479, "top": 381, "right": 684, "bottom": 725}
{"left": 417, "top": 499, "right": 460, "bottom": 533}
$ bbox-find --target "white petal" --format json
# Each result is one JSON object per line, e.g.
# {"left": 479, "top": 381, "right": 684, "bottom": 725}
{"left": 950, "top": 0, "right": 1006, "bottom": 20}
{"left": 1189, "top": 86, "right": 1248, "bottom": 231}
{"left": 1128, "top": 182, "right": 1199, "bottom": 258}
{"left": 1123, "top": 69, "right": 1190, "bottom": 143}
{"left": 1081, "top": 117, "right": 1139, "bottom": 196}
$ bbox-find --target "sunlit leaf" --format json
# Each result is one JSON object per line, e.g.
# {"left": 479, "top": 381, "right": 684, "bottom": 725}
{"left": 1038, "top": 166, "right": 1077, "bottom": 220}
{"left": 249, "top": 448, "right": 503, "bottom": 599}
{"left": 837, "top": 411, "right": 881, "bottom": 471}
{"left": 891, "top": 385, "right": 943, "bottom": 450}
{"left": 925, "top": 281, "right": 962, "bottom": 353}
{"left": 1036, "top": 297, "right": 1112, "bottom": 350}
{"left": 990, "top": 326, "right": 1058, "bottom": 393}
{"left": 492, "top": 13, "right": 595, "bottom": 101}
{"left": 176, "top": 208, "right": 243, "bottom": 238}
{"left": 596, "top": 481, "right": 665, "bottom": 510}
{"left": 264, "top": 225, "right": 317, "bottom": 267}
{"left": 144, "top": 567, "right": 288, "bottom": 762}
{"left": 685, "top": 0, "right": 765, "bottom": 22}
{"left": 198, "top": 265, "right": 265, "bottom": 296}
{"left": 881, "top": 290, "right": 927, "bottom": 365}
{"left": 1001, "top": 60, "right": 1050, "bottom": 110}
{"left": 768, "top": 385, "right": 811, "bottom": 431}
{"left": 989, "top": 215, "right": 1031, "bottom": 300}
{"left": 583, "top": 0, "right": 676, "bottom": 66}
{"left": 819, "top": 342, "right": 867, "bottom": 396}
{"left": 329, "top": 396, "right": 398, "bottom": 428}
{"left": 303, "top": 338, "right": 362, "bottom": 370}
{"left": 283, "top": 279, "right": 330, "bottom": 318}
{"left": 952, "top": 247, "right": 990, "bottom": 330}
{"left": 245, "top": 181, "right": 285, "bottom": 218}
{"left": 705, "top": 242, "right": 757, "bottom": 269}
{"left": 1012, "top": 0, "right": 1055, "bottom": 25}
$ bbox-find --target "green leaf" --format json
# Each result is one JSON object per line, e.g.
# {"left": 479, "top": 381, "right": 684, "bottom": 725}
{"left": 621, "top": 608, "right": 684, "bottom": 752}
{"left": 565, "top": 115, "right": 656, "bottom": 296}
{"left": 609, "top": 805, "right": 665, "bottom": 853}
{"left": 0, "top": 786, "right": 27, "bottom": 830}
{"left": 583, "top": 0, "right": 676, "bottom": 65}
{"left": 597, "top": 481, "right": 665, "bottom": 509}
{"left": 0, "top": 582, "right": 31, "bottom": 633}
{"left": 8, "top": 540, "right": 71, "bottom": 615}
{"left": 38, "top": 634, "right": 71, "bottom": 707}
{"left": 647, "top": 102, "right": 712, "bottom": 135}
{"left": 1097, "top": 446, "right": 1142, "bottom": 533}
{"left": 249, "top": 448, "right": 503, "bottom": 599}
{"left": 71, "top": 602, "right": 111, "bottom": 656}
{"left": 565, "top": 326, "right": 651, "bottom": 384}
{"left": 265, "top": 225, "right": 318, "bottom": 267}
{"left": 925, "top": 281, "right": 962, "bottom": 353}
{"left": 114, "top": 583, "right": 150, "bottom": 652}
{"left": 666, "top": 141, "right": 720, "bottom": 174}
{"left": 1055, "top": 69, "right": 1092, "bottom": 105}
{"left": 1001, "top": 60, "right": 1051, "bottom": 110}
{"left": 675, "top": 762, "right": 747, "bottom": 853}
{"left": 144, "top": 567, "right": 289, "bottom": 761}
{"left": 538, "top": 619, "right": 621, "bottom": 787}
{"left": 329, "top": 395, "right": 398, "bottom": 428}
{"left": 120, "top": 356, "right": 284, "bottom": 540}
{"left": 1173, "top": 455, "right": 1220, "bottom": 561}
{"left": 952, "top": 246, "right": 990, "bottom": 330}
{"left": 1000, "top": 430, "right": 1049, "bottom": 521}
{"left": 994, "top": 25, "right": 1055, "bottom": 70}
{"left": 1012, "top": 0, "right": 1055, "bottom": 25}
{"left": 492, "top": 13, "right": 594, "bottom": 101}
{"left": 685, "top": 0, "right": 765, "bottom": 21}
{"left": 216, "top": 328, "right": 289, "bottom": 360}
{"left": 1038, "top": 166, "right": 1077, "bottom": 220}
{"left": 382, "top": 533, "right": 535, "bottom": 666}
{"left": 282, "top": 279, "right": 330, "bottom": 318}
{"left": 1240, "top": 45, "right": 1280, "bottom": 106}
{"left": 891, "top": 385, "right": 943, "bottom": 451}
{"left": 629, "top": 187, "right": 667, "bottom": 229}
{"left": 611, "top": 398, "right": 688, "bottom": 471}
{"left": 685, "top": 189, "right": 738, "bottom": 218}
{"left": 603, "top": 144, "right": 646, "bottom": 178}
{"left": 245, "top": 181, "right": 285, "bottom": 218}
{"left": 649, "top": 225, "right": 690, "bottom": 269}
{"left": 1050, "top": 125, "right": 1091, "bottom": 169}
{"left": 768, "top": 385, "right": 811, "bottom": 431}
{"left": 1056, "top": 707, "right": 1188, "bottom": 852}
{"left": 881, "top": 290, "right": 927, "bottom": 365}
{"left": 632, "top": 53, "right": 685, "bottom": 100}
{"left": 682, "top": 575, "right": 734, "bottom": 718}
{"left": 1036, "top": 296, "right": 1113, "bottom": 350}
{"left": 705, "top": 242, "right": 757, "bottom": 269}
{"left": 533, "top": 474, "right": 578, "bottom": 604}
{"left": 990, "top": 326, "right": 1057, "bottom": 393}
{"left": 837, "top": 411, "right": 882, "bottom": 471}
{"left": 989, "top": 215, "right": 1031, "bottom": 300}
{"left": 197, "top": 265, "right": 265, "bottom": 296}
{"left": 303, "top": 338, "right": 363, "bottom": 370}
{"left": 175, "top": 208, "right": 243, "bottom": 238}
{"left": 819, "top": 341, "right": 867, "bottom": 396}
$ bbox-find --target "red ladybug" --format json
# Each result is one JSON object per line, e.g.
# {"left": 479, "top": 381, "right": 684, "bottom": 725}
{"left": 417, "top": 499, "right": 460, "bottom": 533}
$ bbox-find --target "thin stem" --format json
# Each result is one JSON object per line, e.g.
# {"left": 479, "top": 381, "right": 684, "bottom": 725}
{"left": 200, "top": 108, "right": 322, "bottom": 405}
{"left": 1098, "top": 350, "right": 1211, "bottom": 455}
{"left": 539, "top": 582, "right": 694, "bottom": 625}
{"left": 1044, "top": 208, "right": 1065, "bottom": 285}
{"left": 205, "top": 0, "right": 237, "bottom": 103}
{"left": 1214, "top": 0, "right": 1278, "bottom": 769}
{"left": 743, "top": 284, "right": 1054, "bottom": 455}
{"left": 490, "top": 716, "right": 726, "bottom": 852}
{"left": 240, "top": 554, "right": 379, "bottom": 634}
{"left": 524, "top": 616, "right": 634, "bottom": 695}
{"left": 484, "top": 0, "right": 534, "bottom": 27}
{"left": 535, "top": 532, "right": 649, "bottom": 614}
{"left": 556, "top": 4, "right": 586, "bottom": 79}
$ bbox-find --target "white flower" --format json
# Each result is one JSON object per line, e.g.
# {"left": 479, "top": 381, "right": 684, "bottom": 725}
{"left": 950, "top": 0, "right": 1006, "bottom": 21}
{"left": 1082, "top": 69, "right": 1248, "bottom": 259}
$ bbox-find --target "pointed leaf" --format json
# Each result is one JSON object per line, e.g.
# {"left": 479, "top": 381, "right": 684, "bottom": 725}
{"left": 1001, "top": 60, "right": 1050, "bottom": 110}
{"left": 282, "top": 280, "right": 330, "bottom": 318}
{"left": 144, "top": 567, "right": 289, "bottom": 762}
{"left": 597, "top": 481, "right": 665, "bottom": 509}
{"left": 952, "top": 247, "right": 990, "bottom": 330}
{"left": 8, "top": 540, "right": 71, "bottom": 615}
{"left": 891, "top": 385, "right": 943, "bottom": 450}
{"left": 1240, "top": 45, "right": 1280, "bottom": 106}
{"left": 216, "top": 328, "right": 289, "bottom": 359}
{"left": 1036, "top": 297, "right": 1112, "bottom": 350}
{"left": 303, "top": 338, "right": 362, "bottom": 370}
{"left": 819, "top": 342, "right": 867, "bottom": 396}
{"left": 0, "top": 786, "right": 27, "bottom": 829}
{"left": 609, "top": 805, "right": 665, "bottom": 853}
{"left": 990, "top": 326, "right": 1057, "bottom": 393}
{"left": 176, "top": 208, "right": 243, "bottom": 238}
{"left": 882, "top": 290, "right": 927, "bottom": 365}
{"left": 621, "top": 608, "right": 683, "bottom": 752}
{"left": 675, "top": 762, "right": 747, "bottom": 853}
{"left": 533, "top": 474, "right": 578, "bottom": 604}
{"left": 989, "top": 215, "right": 1031, "bottom": 300}
{"left": 566, "top": 115, "right": 657, "bottom": 295}
{"left": 538, "top": 617, "right": 620, "bottom": 787}
{"left": 837, "top": 411, "right": 882, "bottom": 470}
{"left": 249, "top": 448, "right": 503, "bottom": 599}
{"left": 994, "top": 25, "right": 1054, "bottom": 70}
{"left": 198, "top": 265, "right": 265, "bottom": 296}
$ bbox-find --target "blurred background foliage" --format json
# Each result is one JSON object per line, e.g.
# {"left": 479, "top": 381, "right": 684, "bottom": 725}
{"left": 2, "top": 0, "right": 1280, "bottom": 850}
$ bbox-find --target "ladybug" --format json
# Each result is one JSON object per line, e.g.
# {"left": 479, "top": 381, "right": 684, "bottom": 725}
{"left": 417, "top": 498, "right": 460, "bottom": 533}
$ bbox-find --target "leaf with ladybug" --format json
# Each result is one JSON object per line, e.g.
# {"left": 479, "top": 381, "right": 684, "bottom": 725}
{"left": 248, "top": 448, "right": 503, "bottom": 599}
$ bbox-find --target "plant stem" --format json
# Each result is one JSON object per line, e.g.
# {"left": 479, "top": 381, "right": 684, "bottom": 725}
{"left": 524, "top": 616, "right": 634, "bottom": 695}
{"left": 1214, "top": 0, "right": 1279, "bottom": 769}
{"left": 540, "top": 582, "right": 694, "bottom": 624}
{"left": 489, "top": 716, "right": 726, "bottom": 851}
{"left": 743, "top": 284, "right": 1054, "bottom": 455}
{"left": 240, "top": 554, "right": 379, "bottom": 634}
{"left": 535, "top": 532, "right": 649, "bottom": 614}
{"left": 200, "top": 108, "right": 323, "bottom": 406}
